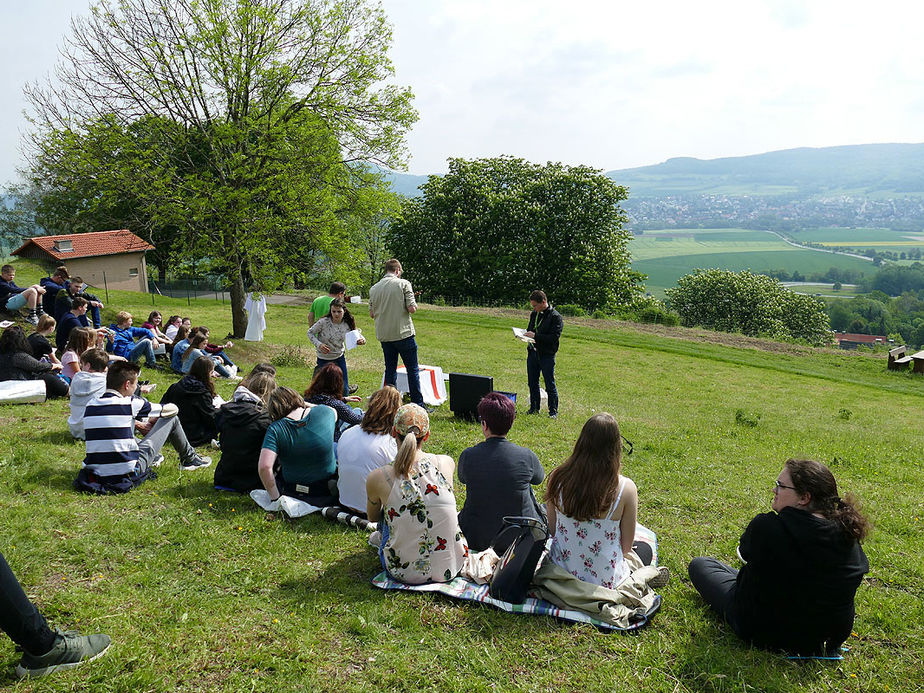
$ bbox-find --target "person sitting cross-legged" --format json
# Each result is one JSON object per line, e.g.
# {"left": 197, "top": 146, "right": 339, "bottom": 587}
{"left": 258, "top": 386, "right": 338, "bottom": 506}
{"left": 366, "top": 404, "right": 469, "bottom": 585}
{"left": 108, "top": 311, "right": 159, "bottom": 369}
{"left": 213, "top": 371, "right": 277, "bottom": 493}
{"left": 67, "top": 347, "right": 109, "bottom": 440}
{"left": 457, "top": 392, "right": 546, "bottom": 553}
{"left": 75, "top": 361, "right": 211, "bottom": 494}
{"left": 1, "top": 549, "right": 110, "bottom": 679}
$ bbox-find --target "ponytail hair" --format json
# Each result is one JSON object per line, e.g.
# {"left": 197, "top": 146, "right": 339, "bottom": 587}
{"left": 785, "top": 459, "right": 871, "bottom": 542}
{"left": 393, "top": 428, "right": 423, "bottom": 478}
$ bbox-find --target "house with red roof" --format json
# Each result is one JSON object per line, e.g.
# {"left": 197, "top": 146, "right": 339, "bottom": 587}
{"left": 833, "top": 332, "right": 889, "bottom": 350}
{"left": 11, "top": 230, "right": 154, "bottom": 293}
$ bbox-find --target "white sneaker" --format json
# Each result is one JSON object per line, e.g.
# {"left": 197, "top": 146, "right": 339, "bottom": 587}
{"left": 152, "top": 454, "right": 164, "bottom": 468}
{"left": 368, "top": 530, "right": 382, "bottom": 548}
{"left": 160, "top": 403, "right": 179, "bottom": 419}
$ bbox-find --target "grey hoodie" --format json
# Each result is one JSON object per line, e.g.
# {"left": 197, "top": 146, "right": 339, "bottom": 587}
{"left": 68, "top": 370, "right": 107, "bottom": 438}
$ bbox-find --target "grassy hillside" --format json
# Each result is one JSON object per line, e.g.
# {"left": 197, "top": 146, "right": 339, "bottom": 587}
{"left": 1, "top": 264, "right": 923, "bottom": 692}
{"left": 630, "top": 228, "right": 872, "bottom": 297}
{"left": 608, "top": 143, "right": 924, "bottom": 197}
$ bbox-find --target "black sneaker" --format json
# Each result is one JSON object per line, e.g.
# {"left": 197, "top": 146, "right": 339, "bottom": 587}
{"left": 549, "top": 411, "right": 558, "bottom": 419}
{"left": 15, "top": 629, "right": 111, "bottom": 679}
{"left": 526, "top": 408, "right": 540, "bottom": 415}
{"left": 181, "top": 455, "right": 212, "bottom": 471}
{"left": 348, "top": 384, "right": 359, "bottom": 395}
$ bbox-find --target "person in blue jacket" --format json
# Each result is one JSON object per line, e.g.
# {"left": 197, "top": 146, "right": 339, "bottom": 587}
{"left": 108, "top": 311, "right": 158, "bottom": 368}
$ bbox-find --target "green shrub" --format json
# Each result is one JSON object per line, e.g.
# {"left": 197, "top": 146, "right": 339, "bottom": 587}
{"left": 735, "top": 409, "right": 761, "bottom": 427}
{"left": 270, "top": 344, "right": 310, "bottom": 368}
{"left": 557, "top": 304, "right": 586, "bottom": 317}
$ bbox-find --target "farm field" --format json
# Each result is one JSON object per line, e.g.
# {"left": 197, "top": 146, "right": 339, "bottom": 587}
{"left": 629, "top": 228, "right": 873, "bottom": 296}
{"left": 781, "top": 282, "right": 863, "bottom": 297}
{"left": 792, "top": 227, "right": 924, "bottom": 255}
{"left": 1, "top": 259, "right": 923, "bottom": 692}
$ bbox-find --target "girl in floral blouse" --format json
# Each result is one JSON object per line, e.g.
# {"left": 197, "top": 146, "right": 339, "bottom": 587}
{"left": 365, "top": 404, "right": 468, "bottom": 584}
{"left": 546, "top": 413, "right": 648, "bottom": 590}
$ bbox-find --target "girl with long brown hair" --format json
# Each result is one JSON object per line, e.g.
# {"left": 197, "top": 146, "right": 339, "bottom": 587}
{"left": 546, "top": 413, "right": 655, "bottom": 590}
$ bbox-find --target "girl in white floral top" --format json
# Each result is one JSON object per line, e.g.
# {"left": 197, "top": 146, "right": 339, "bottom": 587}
{"left": 366, "top": 404, "right": 468, "bottom": 584}
{"left": 546, "top": 413, "right": 640, "bottom": 590}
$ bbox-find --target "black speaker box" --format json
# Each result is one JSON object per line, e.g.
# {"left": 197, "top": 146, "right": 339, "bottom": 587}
{"left": 448, "top": 372, "right": 494, "bottom": 420}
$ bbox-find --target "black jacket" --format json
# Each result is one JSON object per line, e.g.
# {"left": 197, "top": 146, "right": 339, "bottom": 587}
{"left": 213, "top": 396, "right": 272, "bottom": 492}
{"left": 734, "top": 507, "right": 869, "bottom": 654}
{"left": 526, "top": 305, "right": 563, "bottom": 356}
{"left": 160, "top": 375, "right": 218, "bottom": 447}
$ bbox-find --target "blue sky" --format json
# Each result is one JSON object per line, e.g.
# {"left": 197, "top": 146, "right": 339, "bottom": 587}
{"left": 3, "top": 0, "right": 924, "bottom": 182}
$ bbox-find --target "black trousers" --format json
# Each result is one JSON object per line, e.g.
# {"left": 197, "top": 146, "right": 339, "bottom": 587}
{"left": 0, "top": 550, "right": 56, "bottom": 656}
{"left": 688, "top": 556, "right": 741, "bottom": 633}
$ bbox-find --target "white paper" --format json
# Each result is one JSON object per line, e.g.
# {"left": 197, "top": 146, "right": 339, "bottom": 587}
{"left": 345, "top": 329, "right": 362, "bottom": 350}
{"left": 512, "top": 327, "right": 535, "bottom": 343}
{"left": 350, "top": 295, "right": 361, "bottom": 304}
{"left": 212, "top": 395, "right": 225, "bottom": 407}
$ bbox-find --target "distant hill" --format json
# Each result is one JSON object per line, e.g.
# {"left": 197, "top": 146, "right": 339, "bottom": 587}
{"left": 378, "top": 169, "right": 429, "bottom": 197}
{"left": 606, "top": 143, "right": 924, "bottom": 198}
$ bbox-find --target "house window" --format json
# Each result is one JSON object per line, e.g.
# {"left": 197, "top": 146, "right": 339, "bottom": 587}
{"left": 53, "top": 239, "right": 73, "bottom": 252}
{"left": 129, "top": 267, "right": 139, "bottom": 277}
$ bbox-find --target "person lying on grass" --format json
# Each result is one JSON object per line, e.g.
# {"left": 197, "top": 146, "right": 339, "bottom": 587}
{"left": 546, "top": 413, "right": 665, "bottom": 590}
{"left": 75, "top": 360, "right": 211, "bottom": 494}
{"left": 366, "top": 404, "right": 469, "bottom": 585}
{"left": 688, "top": 458, "right": 870, "bottom": 656}
{"left": 258, "top": 386, "right": 338, "bottom": 506}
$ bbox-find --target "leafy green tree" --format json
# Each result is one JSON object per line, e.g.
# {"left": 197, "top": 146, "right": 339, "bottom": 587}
{"left": 665, "top": 269, "right": 832, "bottom": 345}
{"left": 388, "top": 157, "right": 642, "bottom": 310}
{"left": 23, "top": 0, "right": 416, "bottom": 335}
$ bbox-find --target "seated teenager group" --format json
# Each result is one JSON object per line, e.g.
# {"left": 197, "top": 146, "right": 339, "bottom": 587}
{"left": 3, "top": 272, "right": 872, "bottom": 658}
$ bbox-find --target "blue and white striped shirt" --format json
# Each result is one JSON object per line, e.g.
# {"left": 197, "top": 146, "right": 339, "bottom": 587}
{"left": 82, "top": 390, "right": 162, "bottom": 477}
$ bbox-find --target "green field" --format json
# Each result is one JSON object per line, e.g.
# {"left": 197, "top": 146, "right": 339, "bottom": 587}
{"left": 630, "top": 229, "right": 873, "bottom": 297}
{"left": 792, "top": 227, "right": 924, "bottom": 259}
{"left": 2, "top": 259, "right": 924, "bottom": 691}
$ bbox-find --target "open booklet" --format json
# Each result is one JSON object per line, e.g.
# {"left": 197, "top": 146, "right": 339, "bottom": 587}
{"left": 512, "top": 327, "right": 535, "bottom": 344}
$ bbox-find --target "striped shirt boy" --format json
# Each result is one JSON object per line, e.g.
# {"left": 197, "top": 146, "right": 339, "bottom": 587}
{"left": 82, "top": 390, "right": 162, "bottom": 478}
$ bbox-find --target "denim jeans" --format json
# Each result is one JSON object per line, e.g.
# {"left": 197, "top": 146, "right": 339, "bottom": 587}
{"left": 527, "top": 350, "right": 558, "bottom": 414}
{"left": 88, "top": 304, "right": 101, "bottom": 329}
{"left": 316, "top": 355, "right": 350, "bottom": 396}
{"left": 128, "top": 338, "right": 156, "bottom": 367}
{"left": 381, "top": 336, "right": 422, "bottom": 406}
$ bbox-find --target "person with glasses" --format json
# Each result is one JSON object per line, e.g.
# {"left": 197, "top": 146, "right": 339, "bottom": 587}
{"left": 545, "top": 413, "right": 664, "bottom": 590}
{"left": 688, "top": 459, "right": 870, "bottom": 655}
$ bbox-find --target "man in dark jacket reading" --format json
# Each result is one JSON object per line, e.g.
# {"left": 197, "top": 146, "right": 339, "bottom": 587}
{"left": 524, "top": 290, "right": 563, "bottom": 418}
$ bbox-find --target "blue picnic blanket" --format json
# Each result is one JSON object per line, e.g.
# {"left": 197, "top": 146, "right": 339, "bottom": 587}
{"left": 371, "top": 571, "right": 661, "bottom": 631}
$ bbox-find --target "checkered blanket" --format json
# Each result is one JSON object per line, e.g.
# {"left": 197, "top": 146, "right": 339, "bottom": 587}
{"left": 371, "top": 571, "right": 660, "bottom": 631}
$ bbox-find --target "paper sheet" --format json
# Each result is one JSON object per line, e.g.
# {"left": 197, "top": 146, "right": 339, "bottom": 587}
{"left": 345, "top": 329, "right": 362, "bottom": 350}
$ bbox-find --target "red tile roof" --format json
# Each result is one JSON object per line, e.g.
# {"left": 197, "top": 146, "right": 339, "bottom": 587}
{"left": 11, "top": 230, "right": 154, "bottom": 261}
{"left": 834, "top": 332, "right": 888, "bottom": 344}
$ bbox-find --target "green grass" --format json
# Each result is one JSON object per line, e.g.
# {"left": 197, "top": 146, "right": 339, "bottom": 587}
{"left": 2, "top": 260, "right": 924, "bottom": 691}
{"left": 629, "top": 229, "right": 873, "bottom": 297}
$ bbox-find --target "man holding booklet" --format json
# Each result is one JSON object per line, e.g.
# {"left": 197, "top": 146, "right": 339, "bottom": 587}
{"left": 524, "top": 290, "right": 563, "bottom": 418}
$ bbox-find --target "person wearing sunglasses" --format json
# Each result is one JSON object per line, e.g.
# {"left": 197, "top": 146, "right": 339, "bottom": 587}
{"left": 688, "top": 459, "right": 870, "bottom": 655}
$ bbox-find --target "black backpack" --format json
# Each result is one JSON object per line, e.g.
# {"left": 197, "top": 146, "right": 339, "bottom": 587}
{"left": 488, "top": 516, "right": 549, "bottom": 604}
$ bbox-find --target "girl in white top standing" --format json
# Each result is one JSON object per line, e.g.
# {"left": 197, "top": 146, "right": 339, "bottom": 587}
{"left": 307, "top": 298, "right": 365, "bottom": 396}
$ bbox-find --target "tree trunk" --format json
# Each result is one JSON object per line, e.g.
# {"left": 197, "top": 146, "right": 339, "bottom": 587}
{"left": 158, "top": 264, "right": 167, "bottom": 284}
{"left": 229, "top": 264, "right": 248, "bottom": 338}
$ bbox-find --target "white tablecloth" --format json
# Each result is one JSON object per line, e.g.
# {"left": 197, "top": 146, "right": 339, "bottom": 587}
{"left": 383, "top": 365, "right": 447, "bottom": 406}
